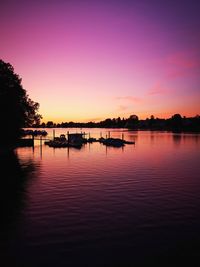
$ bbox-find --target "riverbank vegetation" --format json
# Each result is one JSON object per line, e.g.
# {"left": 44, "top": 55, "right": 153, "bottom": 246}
{"left": 38, "top": 114, "right": 200, "bottom": 132}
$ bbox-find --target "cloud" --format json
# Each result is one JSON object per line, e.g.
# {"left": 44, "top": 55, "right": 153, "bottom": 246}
{"left": 148, "top": 82, "right": 168, "bottom": 95}
{"left": 115, "top": 96, "right": 143, "bottom": 103}
{"left": 167, "top": 52, "right": 199, "bottom": 68}
{"left": 166, "top": 51, "right": 200, "bottom": 79}
{"left": 167, "top": 70, "right": 190, "bottom": 79}
{"left": 117, "top": 105, "right": 128, "bottom": 111}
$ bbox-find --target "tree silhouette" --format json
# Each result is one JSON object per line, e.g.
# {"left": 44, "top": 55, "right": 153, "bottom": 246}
{"left": 125, "top": 114, "right": 139, "bottom": 128}
{"left": 46, "top": 121, "right": 54, "bottom": 128}
{"left": 0, "top": 59, "right": 42, "bottom": 148}
{"left": 171, "top": 113, "right": 183, "bottom": 130}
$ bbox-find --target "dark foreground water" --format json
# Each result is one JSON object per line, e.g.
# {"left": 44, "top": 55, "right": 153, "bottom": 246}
{"left": 1, "top": 129, "right": 200, "bottom": 266}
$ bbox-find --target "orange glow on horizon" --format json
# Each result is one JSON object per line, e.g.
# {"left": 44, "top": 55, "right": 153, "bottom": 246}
{"left": 42, "top": 109, "right": 199, "bottom": 124}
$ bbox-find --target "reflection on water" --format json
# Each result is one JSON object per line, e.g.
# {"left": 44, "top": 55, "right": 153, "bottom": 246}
{"left": 1, "top": 130, "right": 200, "bottom": 266}
{"left": 0, "top": 149, "right": 40, "bottom": 266}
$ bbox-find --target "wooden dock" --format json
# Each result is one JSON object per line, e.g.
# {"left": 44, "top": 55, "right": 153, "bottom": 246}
{"left": 18, "top": 130, "right": 135, "bottom": 148}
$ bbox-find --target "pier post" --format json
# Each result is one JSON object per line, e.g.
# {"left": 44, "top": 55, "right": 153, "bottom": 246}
{"left": 100, "top": 132, "right": 102, "bottom": 138}
{"left": 67, "top": 146, "right": 69, "bottom": 158}
{"left": 122, "top": 133, "right": 124, "bottom": 140}
{"left": 32, "top": 134, "right": 35, "bottom": 147}
{"left": 53, "top": 129, "right": 55, "bottom": 140}
{"left": 40, "top": 135, "right": 42, "bottom": 158}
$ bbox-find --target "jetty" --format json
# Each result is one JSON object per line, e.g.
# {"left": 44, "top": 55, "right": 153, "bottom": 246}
{"left": 44, "top": 132, "right": 135, "bottom": 148}
{"left": 18, "top": 130, "right": 135, "bottom": 148}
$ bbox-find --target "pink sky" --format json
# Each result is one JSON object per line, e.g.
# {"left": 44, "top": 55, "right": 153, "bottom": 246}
{"left": 1, "top": 0, "right": 200, "bottom": 122}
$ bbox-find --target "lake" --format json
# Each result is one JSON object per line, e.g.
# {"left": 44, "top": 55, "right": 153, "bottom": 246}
{"left": 1, "top": 129, "right": 200, "bottom": 266}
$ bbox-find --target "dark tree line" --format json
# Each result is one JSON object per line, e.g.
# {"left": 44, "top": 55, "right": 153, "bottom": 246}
{"left": 0, "top": 60, "right": 42, "bottom": 148}
{"left": 39, "top": 113, "right": 200, "bottom": 132}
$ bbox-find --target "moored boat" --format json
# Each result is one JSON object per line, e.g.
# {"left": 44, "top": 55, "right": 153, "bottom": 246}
{"left": 21, "top": 129, "right": 48, "bottom": 136}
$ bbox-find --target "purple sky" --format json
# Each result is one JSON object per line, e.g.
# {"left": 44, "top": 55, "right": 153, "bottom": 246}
{"left": 1, "top": 0, "right": 200, "bottom": 122}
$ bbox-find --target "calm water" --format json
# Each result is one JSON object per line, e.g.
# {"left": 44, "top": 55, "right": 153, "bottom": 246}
{"left": 1, "top": 129, "right": 200, "bottom": 266}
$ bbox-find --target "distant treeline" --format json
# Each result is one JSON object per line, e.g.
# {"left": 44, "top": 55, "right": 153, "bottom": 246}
{"left": 32, "top": 114, "right": 200, "bottom": 132}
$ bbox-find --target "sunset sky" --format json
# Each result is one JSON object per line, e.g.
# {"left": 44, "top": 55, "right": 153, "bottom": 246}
{"left": 1, "top": 0, "right": 200, "bottom": 122}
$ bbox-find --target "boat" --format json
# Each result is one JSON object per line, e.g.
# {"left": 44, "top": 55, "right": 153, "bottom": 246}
{"left": 87, "top": 137, "right": 97, "bottom": 143}
{"left": 99, "top": 137, "right": 135, "bottom": 147}
{"left": 45, "top": 133, "right": 83, "bottom": 148}
{"left": 21, "top": 129, "right": 48, "bottom": 136}
{"left": 101, "top": 138, "right": 125, "bottom": 147}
